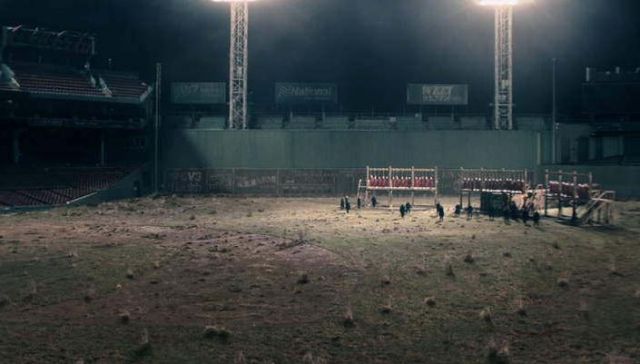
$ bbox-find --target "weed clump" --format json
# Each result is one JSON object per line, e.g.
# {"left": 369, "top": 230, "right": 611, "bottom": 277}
{"left": 464, "top": 253, "right": 475, "bottom": 264}
{"left": 203, "top": 325, "right": 231, "bottom": 342}
{"left": 134, "top": 328, "right": 151, "bottom": 357}
{"left": 480, "top": 307, "right": 493, "bottom": 323}
{"left": 0, "top": 294, "right": 11, "bottom": 308}
{"left": 343, "top": 307, "right": 355, "bottom": 327}
{"left": 119, "top": 310, "right": 130, "bottom": 324}
{"left": 444, "top": 258, "right": 455, "bottom": 277}
{"left": 297, "top": 273, "right": 309, "bottom": 285}
{"left": 424, "top": 297, "right": 436, "bottom": 307}
{"left": 557, "top": 277, "right": 570, "bottom": 288}
{"left": 487, "top": 338, "right": 510, "bottom": 363}
{"left": 516, "top": 299, "right": 526, "bottom": 317}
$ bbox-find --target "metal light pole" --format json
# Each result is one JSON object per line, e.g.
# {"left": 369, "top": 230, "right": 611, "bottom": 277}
{"left": 214, "top": 0, "right": 256, "bottom": 129}
{"left": 477, "top": 0, "right": 532, "bottom": 130}
{"left": 494, "top": 6, "right": 514, "bottom": 130}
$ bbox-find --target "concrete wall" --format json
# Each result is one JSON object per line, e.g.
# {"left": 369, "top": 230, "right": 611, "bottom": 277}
{"left": 539, "top": 165, "right": 640, "bottom": 199}
{"left": 163, "top": 130, "right": 541, "bottom": 170}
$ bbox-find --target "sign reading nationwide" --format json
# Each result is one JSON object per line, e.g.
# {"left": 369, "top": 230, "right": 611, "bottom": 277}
{"left": 407, "top": 84, "right": 469, "bottom": 106}
{"left": 275, "top": 83, "right": 338, "bottom": 105}
{"left": 171, "top": 82, "right": 226, "bottom": 105}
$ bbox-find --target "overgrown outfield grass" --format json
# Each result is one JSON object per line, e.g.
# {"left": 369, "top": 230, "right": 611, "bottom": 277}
{"left": 0, "top": 196, "right": 639, "bottom": 363}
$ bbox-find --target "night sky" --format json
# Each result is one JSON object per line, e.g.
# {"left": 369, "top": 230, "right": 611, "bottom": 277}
{"left": 2, "top": 0, "right": 640, "bottom": 114}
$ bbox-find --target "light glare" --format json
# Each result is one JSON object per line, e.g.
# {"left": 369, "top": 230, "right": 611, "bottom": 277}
{"left": 476, "top": 0, "right": 530, "bottom": 6}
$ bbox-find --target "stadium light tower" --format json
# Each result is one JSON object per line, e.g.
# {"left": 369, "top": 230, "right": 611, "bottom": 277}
{"left": 213, "top": 0, "right": 257, "bottom": 129}
{"left": 476, "top": 0, "right": 532, "bottom": 130}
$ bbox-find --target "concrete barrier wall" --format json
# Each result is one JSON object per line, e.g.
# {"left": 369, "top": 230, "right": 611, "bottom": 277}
{"left": 163, "top": 130, "right": 541, "bottom": 170}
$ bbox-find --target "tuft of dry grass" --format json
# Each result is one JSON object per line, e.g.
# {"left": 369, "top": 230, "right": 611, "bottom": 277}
{"left": 605, "top": 354, "right": 634, "bottom": 364}
{"left": 557, "top": 277, "right": 570, "bottom": 288}
{"left": 83, "top": 288, "right": 95, "bottom": 303}
{"left": 578, "top": 300, "right": 590, "bottom": 320}
{"left": 487, "top": 338, "right": 510, "bottom": 364}
{"left": 119, "top": 310, "right": 130, "bottom": 324}
{"left": 424, "top": 297, "right": 436, "bottom": 307}
{"left": 203, "top": 325, "right": 231, "bottom": 342}
{"left": 444, "top": 258, "right": 455, "bottom": 277}
{"left": 303, "top": 352, "right": 328, "bottom": 364}
{"left": 234, "top": 351, "right": 246, "bottom": 364}
{"left": 297, "top": 273, "right": 309, "bottom": 285}
{"left": 381, "top": 275, "right": 391, "bottom": 286}
{"left": 343, "top": 307, "right": 354, "bottom": 327}
{"left": 464, "top": 253, "right": 475, "bottom": 264}
{"left": 380, "top": 297, "right": 393, "bottom": 314}
{"left": 0, "top": 294, "right": 10, "bottom": 307}
{"left": 609, "top": 258, "right": 623, "bottom": 277}
{"left": 134, "top": 328, "right": 151, "bottom": 357}
{"left": 516, "top": 299, "right": 526, "bottom": 317}
{"left": 480, "top": 308, "right": 493, "bottom": 323}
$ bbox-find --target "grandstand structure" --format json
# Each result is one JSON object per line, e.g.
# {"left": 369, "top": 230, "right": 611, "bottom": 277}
{"left": 357, "top": 166, "right": 439, "bottom": 208}
{"left": 0, "top": 26, "right": 151, "bottom": 209}
{"left": 543, "top": 169, "right": 615, "bottom": 224}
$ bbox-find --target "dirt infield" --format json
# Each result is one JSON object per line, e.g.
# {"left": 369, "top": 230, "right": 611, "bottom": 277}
{"left": 0, "top": 196, "right": 639, "bottom": 363}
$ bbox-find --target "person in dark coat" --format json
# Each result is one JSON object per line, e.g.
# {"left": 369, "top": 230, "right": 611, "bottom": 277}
{"left": 345, "top": 197, "right": 351, "bottom": 213}
{"left": 357, "top": 197, "right": 362, "bottom": 209}
{"left": 340, "top": 198, "right": 345, "bottom": 210}
{"left": 522, "top": 205, "right": 530, "bottom": 225}
{"left": 371, "top": 195, "right": 377, "bottom": 208}
{"left": 405, "top": 202, "right": 412, "bottom": 215}
{"left": 533, "top": 210, "right": 541, "bottom": 226}
{"left": 454, "top": 204, "right": 462, "bottom": 216}
{"left": 437, "top": 204, "right": 445, "bottom": 222}
{"left": 466, "top": 205, "right": 474, "bottom": 220}
{"left": 510, "top": 201, "right": 520, "bottom": 221}
{"left": 503, "top": 204, "right": 511, "bottom": 224}
{"left": 399, "top": 204, "right": 406, "bottom": 218}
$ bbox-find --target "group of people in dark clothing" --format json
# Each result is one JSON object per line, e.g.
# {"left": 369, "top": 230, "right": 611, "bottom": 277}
{"left": 340, "top": 193, "right": 541, "bottom": 226}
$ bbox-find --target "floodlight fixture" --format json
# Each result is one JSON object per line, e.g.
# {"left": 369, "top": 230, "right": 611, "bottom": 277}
{"left": 212, "top": 0, "right": 258, "bottom": 129}
{"left": 476, "top": 0, "right": 532, "bottom": 129}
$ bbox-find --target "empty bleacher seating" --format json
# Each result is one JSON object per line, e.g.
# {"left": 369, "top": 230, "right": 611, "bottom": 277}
{"left": 98, "top": 71, "right": 150, "bottom": 100}
{"left": 9, "top": 62, "right": 104, "bottom": 98}
{"left": 0, "top": 168, "right": 131, "bottom": 208}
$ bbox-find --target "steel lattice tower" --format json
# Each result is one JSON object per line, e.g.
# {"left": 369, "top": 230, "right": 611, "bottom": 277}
{"left": 228, "top": 1, "right": 249, "bottom": 129}
{"left": 494, "top": 6, "right": 514, "bottom": 130}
